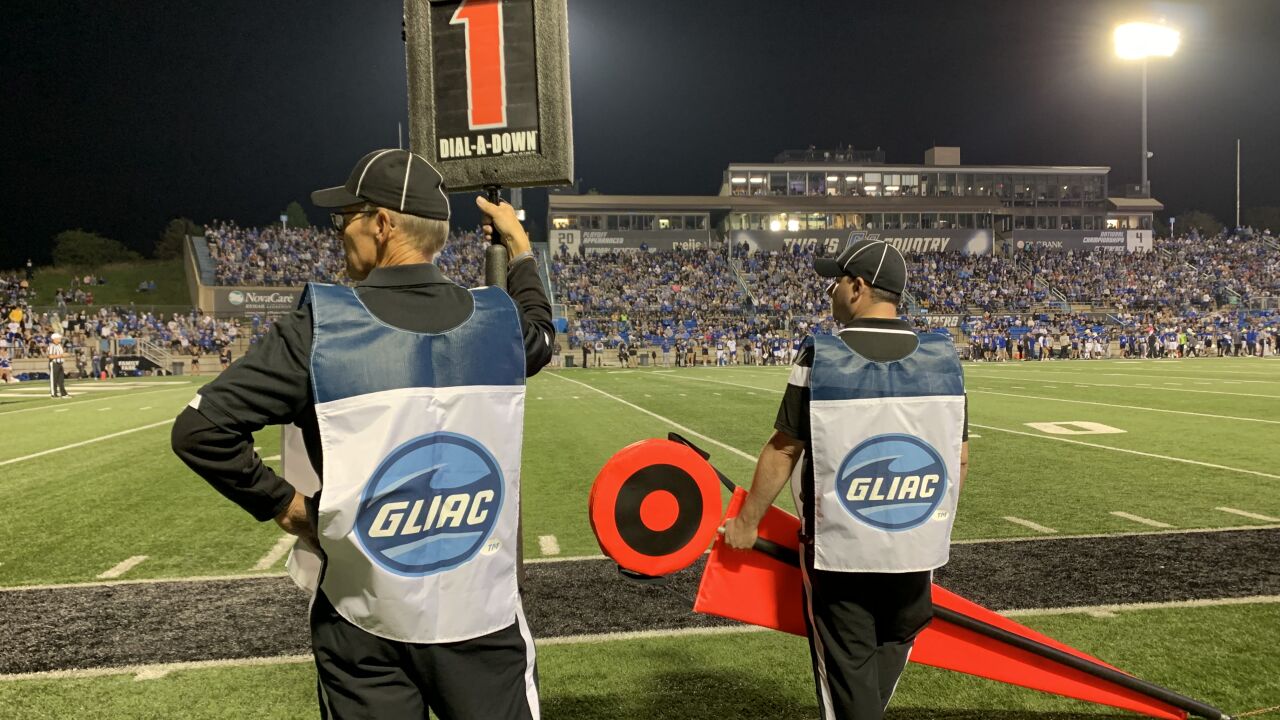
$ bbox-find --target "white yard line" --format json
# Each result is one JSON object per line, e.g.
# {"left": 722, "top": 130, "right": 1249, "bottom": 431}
{"left": 3, "top": 595, "right": 1279, "bottom": 682}
{"left": 968, "top": 389, "right": 1279, "bottom": 425}
{"left": 0, "top": 572, "right": 289, "bottom": 593}
{"left": 546, "top": 373, "right": 756, "bottom": 462}
{"left": 1097, "top": 372, "right": 1279, "bottom": 385}
{"left": 524, "top": 554, "right": 606, "bottom": 565}
{"left": 1109, "top": 511, "right": 1173, "bottom": 529}
{"left": 263, "top": 454, "right": 281, "bottom": 462}
{"left": 251, "top": 536, "right": 296, "bottom": 571}
{"left": 0, "top": 653, "right": 315, "bottom": 683}
{"left": 1001, "top": 517, "right": 1058, "bottom": 534}
{"left": 970, "top": 423, "right": 1280, "bottom": 480}
{"left": 0, "top": 385, "right": 191, "bottom": 416}
{"left": 655, "top": 372, "right": 781, "bottom": 394}
{"left": 537, "top": 535, "right": 561, "bottom": 556}
{"left": 97, "top": 556, "right": 148, "bottom": 580}
{"left": 538, "top": 624, "right": 769, "bottom": 646}
{"left": 1004, "top": 594, "right": 1280, "bottom": 618}
{"left": 0, "top": 420, "right": 175, "bottom": 467}
{"left": 1215, "top": 507, "right": 1280, "bottom": 523}
{"left": 6, "top": 523, "right": 1278, "bottom": 594}
{"left": 967, "top": 523, "right": 1280, "bottom": 546}
{"left": 973, "top": 373, "right": 1280, "bottom": 397}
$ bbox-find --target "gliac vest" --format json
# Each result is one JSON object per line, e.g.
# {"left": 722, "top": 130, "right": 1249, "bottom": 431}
{"left": 805, "top": 331, "right": 965, "bottom": 573}
{"left": 284, "top": 281, "right": 525, "bottom": 643}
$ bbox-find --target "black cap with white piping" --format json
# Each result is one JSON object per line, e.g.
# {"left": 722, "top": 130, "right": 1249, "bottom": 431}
{"left": 813, "top": 237, "right": 908, "bottom": 296}
{"left": 311, "top": 149, "right": 451, "bottom": 221}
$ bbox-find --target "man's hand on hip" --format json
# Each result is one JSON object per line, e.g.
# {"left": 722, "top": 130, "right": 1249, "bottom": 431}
{"left": 274, "top": 490, "right": 318, "bottom": 547}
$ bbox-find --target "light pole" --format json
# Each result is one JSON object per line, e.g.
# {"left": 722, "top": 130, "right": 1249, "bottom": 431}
{"left": 1114, "top": 22, "right": 1180, "bottom": 198}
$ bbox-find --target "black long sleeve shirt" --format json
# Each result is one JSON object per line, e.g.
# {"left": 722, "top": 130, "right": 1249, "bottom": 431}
{"left": 170, "top": 260, "right": 554, "bottom": 522}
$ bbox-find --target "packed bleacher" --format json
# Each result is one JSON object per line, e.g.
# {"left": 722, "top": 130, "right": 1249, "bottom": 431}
{"left": 8, "top": 223, "right": 1277, "bottom": 372}
{"left": 203, "top": 222, "right": 488, "bottom": 289}
{"left": 2, "top": 305, "right": 249, "bottom": 361}
{"left": 556, "top": 230, "right": 1280, "bottom": 361}
{"left": 205, "top": 221, "right": 348, "bottom": 286}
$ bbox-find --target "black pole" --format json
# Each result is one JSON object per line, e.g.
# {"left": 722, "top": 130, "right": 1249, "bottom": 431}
{"left": 483, "top": 185, "right": 508, "bottom": 291}
{"left": 482, "top": 185, "right": 517, "bottom": 588}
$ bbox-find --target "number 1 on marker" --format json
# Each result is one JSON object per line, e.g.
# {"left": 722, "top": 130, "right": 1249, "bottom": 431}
{"left": 451, "top": 0, "right": 507, "bottom": 130}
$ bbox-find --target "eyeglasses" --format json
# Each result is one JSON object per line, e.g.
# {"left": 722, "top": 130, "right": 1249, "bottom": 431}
{"left": 330, "top": 205, "right": 376, "bottom": 231}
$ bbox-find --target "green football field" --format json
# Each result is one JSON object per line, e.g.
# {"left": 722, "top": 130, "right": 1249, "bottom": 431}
{"left": 1, "top": 357, "right": 1278, "bottom": 718}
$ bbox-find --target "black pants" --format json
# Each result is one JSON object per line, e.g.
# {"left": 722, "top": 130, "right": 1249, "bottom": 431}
{"left": 310, "top": 590, "right": 539, "bottom": 720}
{"left": 49, "top": 362, "right": 67, "bottom": 396}
{"left": 800, "top": 555, "right": 932, "bottom": 720}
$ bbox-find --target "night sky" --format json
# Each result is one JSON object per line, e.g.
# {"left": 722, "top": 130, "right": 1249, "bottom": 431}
{"left": 3, "top": 0, "right": 1278, "bottom": 268}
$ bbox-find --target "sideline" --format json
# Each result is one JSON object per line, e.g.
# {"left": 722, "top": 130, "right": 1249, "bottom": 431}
{"left": 0, "top": 420, "right": 174, "bottom": 467}
{"left": 2, "top": 595, "right": 1277, "bottom": 682}
{"left": 965, "top": 388, "right": 1279, "bottom": 425}
{"left": 0, "top": 385, "right": 192, "bottom": 416}
{"left": 971, "top": 423, "right": 1280, "bottom": 480}
{"left": 545, "top": 372, "right": 756, "bottom": 462}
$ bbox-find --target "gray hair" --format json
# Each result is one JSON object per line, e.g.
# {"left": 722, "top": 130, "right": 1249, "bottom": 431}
{"left": 385, "top": 208, "right": 449, "bottom": 256}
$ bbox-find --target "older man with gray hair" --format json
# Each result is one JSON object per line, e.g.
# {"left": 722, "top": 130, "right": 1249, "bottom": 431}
{"left": 172, "top": 148, "right": 554, "bottom": 720}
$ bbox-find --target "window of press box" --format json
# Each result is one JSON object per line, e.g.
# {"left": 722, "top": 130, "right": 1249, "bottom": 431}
{"left": 551, "top": 216, "right": 572, "bottom": 229}
{"left": 936, "top": 173, "right": 954, "bottom": 197}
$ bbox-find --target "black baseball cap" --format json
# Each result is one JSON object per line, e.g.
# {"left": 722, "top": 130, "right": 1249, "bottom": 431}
{"left": 814, "top": 237, "right": 908, "bottom": 296}
{"left": 311, "top": 149, "right": 451, "bottom": 221}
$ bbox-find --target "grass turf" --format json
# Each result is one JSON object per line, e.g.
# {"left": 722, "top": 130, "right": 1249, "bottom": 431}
{"left": 0, "top": 358, "right": 1277, "bottom": 585}
{"left": 1, "top": 601, "right": 1275, "bottom": 719}
{"left": 23, "top": 259, "right": 189, "bottom": 308}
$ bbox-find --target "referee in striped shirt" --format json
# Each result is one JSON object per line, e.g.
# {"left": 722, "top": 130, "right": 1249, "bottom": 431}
{"left": 47, "top": 332, "right": 69, "bottom": 398}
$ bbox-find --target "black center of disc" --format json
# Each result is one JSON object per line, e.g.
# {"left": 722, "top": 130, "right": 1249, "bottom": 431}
{"left": 614, "top": 464, "right": 703, "bottom": 558}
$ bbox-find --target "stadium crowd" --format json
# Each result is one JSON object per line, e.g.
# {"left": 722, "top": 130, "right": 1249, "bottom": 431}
{"left": 556, "top": 231, "right": 1279, "bottom": 364}
{"left": 5, "top": 225, "right": 1277, "bottom": 376}
{"left": 204, "top": 222, "right": 489, "bottom": 289}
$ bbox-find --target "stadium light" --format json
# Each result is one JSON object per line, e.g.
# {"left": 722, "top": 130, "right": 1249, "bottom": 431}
{"left": 749, "top": 177, "right": 764, "bottom": 184}
{"left": 826, "top": 175, "right": 839, "bottom": 182}
{"left": 844, "top": 175, "right": 858, "bottom": 182}
{"left": 730, "top": 177, "right": 747, "bottom": 184}
{"left": 769, "top": 219, "right": 782, "bottom": 232}
{"left": 786, "top": 219, "right": 800, "bottom": 232}
{"left": 1115, "top": 21, "right": 1180, "bottom": 197}
{"left": 1114, "top": 22, "right": 1180, "bottom": 60}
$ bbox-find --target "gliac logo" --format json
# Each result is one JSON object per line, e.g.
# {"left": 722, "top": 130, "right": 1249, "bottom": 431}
{"left": 835, "top": 434, "right": 947, "bottom": 531}
{"left": 227, "top": 291, "right": 245, "bottom": 306}
{"left": 355, "top": 431, "right": 504, "bottom": 576}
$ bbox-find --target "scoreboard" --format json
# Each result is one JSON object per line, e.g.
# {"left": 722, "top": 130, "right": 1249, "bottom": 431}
{"left": 405, "top": 0, "right": 573, "bottom": 192}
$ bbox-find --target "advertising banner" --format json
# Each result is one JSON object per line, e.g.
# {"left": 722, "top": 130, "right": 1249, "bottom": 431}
{"left": 112, "top": 355, "right": 162, "bottom": 376}
{"left": 549, "top": 229, "right": 712, "bottom": 255}
{"left": 1013, "top": 230, "right": 1152, "bottom": 253}
{"left": 212, "top": 287, "right": 300, "bottom": 317}
{"left": 730, "top": 229, "right": 993, "bottom": 256}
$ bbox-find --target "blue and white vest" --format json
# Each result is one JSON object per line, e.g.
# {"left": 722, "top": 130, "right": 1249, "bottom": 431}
{"left": 282, "top": 282, "right": 525, "bottom": 643}
{"left": 801, "top": 331, "right": 965, "bottom": 573}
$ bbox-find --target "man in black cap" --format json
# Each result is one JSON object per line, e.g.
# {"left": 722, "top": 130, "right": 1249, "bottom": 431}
{"left": 172, "top": 149, "right": 553, "bottom": 720}
{"left": 724, "top": 237, "right": 969, "bottom": 720}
